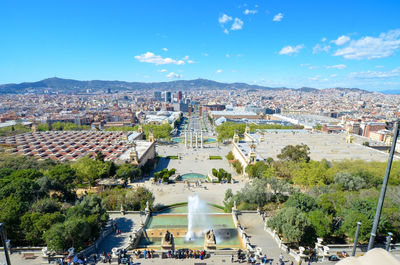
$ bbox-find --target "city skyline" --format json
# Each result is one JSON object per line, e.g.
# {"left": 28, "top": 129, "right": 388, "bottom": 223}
{"left": 1, "top": 0, "right": 400, "bottom": 91}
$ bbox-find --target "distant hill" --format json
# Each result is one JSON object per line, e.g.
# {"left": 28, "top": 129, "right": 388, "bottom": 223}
{"left": 0, "top": 77, "right": 372, "bottom": 94}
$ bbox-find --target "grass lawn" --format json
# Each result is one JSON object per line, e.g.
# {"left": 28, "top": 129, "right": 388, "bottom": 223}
{"left": 209, "top": 155, "right": 223, "bottom": 160}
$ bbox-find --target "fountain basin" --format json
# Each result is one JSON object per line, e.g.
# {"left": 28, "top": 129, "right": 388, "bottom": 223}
{"left": 179, "top": 173, "right": 207, "bottom": 182}
{"left": 138, "top": 206, "right": 243, "bottom": 250}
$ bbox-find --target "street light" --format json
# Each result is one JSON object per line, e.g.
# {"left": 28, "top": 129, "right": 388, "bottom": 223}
{"left": 385, "top": 232, "right": 393, "bottom": 251}
{"left": 352, "top": 222, "right": 362, "bottom": 256}
{"left": 0, "top": 223, "right": 11, "bottom": 265}
{"left": 367, "top": 120, "right": 399, "bottom": 251}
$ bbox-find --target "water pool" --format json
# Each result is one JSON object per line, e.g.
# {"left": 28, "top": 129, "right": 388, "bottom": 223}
{"left": 180, "top": 173, "right": 207, "bottom": 181}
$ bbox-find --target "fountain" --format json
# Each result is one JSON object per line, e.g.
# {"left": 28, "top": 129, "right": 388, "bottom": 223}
{"left": 185, "top": 194, "right": 208, "bottom": 242}
{"left": 137, "top": 194, "right": 243, "bottom": 250}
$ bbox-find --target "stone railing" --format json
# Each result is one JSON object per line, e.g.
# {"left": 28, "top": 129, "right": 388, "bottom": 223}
{"left": 264, "top": 226, "right": 304, "bottom": 262}
{"left": 128, "top": 212, "right": 151, "bottom": 250}
{"left": 232, "top": 210, "right": 255, "bottom": 253}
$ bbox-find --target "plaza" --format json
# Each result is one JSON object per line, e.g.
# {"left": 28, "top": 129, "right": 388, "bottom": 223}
{"left": 246, "top": 130, "right": 398, "bottom": 162}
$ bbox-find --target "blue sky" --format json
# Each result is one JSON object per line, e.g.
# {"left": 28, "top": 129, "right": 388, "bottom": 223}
{"left": 1, "top": 0, "right": 400, "bottom": 91}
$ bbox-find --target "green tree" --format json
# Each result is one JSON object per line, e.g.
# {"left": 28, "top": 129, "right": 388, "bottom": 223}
{"left": 44, "top": 223, "right": 67, "bottom": 251}
{"left": 277, "top": 144, "right": 310, "bottom": 163}
{"left": 292, "top": 160, "right": 330, "bottom": 187}
{"left": 334, "top": 172, "right": 366, "bottom": 191}
{"left": 307, "top": 210, "right": 332, "bottom": 238}
{"left": 116, "top": 164, "right": 141, "bottom": 182}
{"left": 245, "top": 161, "right": 270, "bottom": 178}
{"left": 226, "top": 151, "right": 235, "bottom": 161}
{"left": 285, "top": 193, "right": 316, "bottom": 213}
{"left": 268, "top": 207, "right": 316, "bottom": 245}
{"left": 0, "top": 195, "right": 28, "bottom": 241}
{"left": 124, "top": 186, "right": 155, "bottom": 211}
{"left": 20, "top": 212, "right": 65, "bottom": 245}
{"left": 72, "top": 156, "right": 111, "bottom": 186}
{"left": 31, "top": 197, "right": 61, "bottom": 214}
{"left": 37, "top": 123, "right": 50, "bottom": 131}
{"left": 9, "top": 169, "right": 43, "bottom": 180}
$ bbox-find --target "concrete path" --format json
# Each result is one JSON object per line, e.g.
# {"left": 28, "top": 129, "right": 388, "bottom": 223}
{"left": 238, "top": 212, "right": 294, "bottom": 264}
{"left": 98, "top": 214, "right": 143, "bottom": 254}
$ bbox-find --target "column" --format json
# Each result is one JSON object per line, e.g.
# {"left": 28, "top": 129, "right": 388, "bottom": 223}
{"left": 195, "top": 132, "right": 198, "bottom": 148}
{"left": 200, "top": 130, "right": 203, "bottom": 148}
{"left": 184, "top": 130, "right": 187, "bottom": 148}
{"left": 190, "top": 131, "right": 193, "bottom": 148}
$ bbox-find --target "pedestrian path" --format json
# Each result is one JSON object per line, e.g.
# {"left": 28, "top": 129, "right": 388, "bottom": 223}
{"left": 98, "top": 214, "right": 142, "bottom": 254}
{"left": 238, "top": 212, "right": 294, "bottom": 263}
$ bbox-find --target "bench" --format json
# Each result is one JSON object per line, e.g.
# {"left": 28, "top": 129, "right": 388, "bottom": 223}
{"left": 23, "top": 253, "right": 37, "bottom": 259}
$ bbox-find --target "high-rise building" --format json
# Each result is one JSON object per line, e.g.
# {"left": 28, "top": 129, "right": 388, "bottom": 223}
{"left": 177, "top": 91, "right": 183, "bottom": 101}
{"left": 154, "top": 91, "right": 161, "bottom": 100}
{"left": 164, "top": 91, "right": 172, "bottom": 103}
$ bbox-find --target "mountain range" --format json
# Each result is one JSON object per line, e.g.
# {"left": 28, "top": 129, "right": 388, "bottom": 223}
{"left": 0, "top": 77, "right": 379, "bottom": 94}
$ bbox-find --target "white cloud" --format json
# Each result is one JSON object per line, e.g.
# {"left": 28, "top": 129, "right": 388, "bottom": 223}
{"left": 202, "top": 53, "right": 209, "bottom": 57}
{"left": 223, "top": 28, "right": 229, "bottom": 34}
{"left": 231, "top": 18, "right": 244, "bottom": 31}
{"left": 327, "top": 64, "right": 347, "bottom": 69}
{"left": 159, "top": 69, "right": 168, "bottom": 72}
{"left": 226, "top": 54, "right": 230, "bottom": 58}
{"left": 166, "top": 72, "right": 183, "bottom": 79}
{"left": 349, "top": 67, "right": 400, "bottom": 79}
{"left": 279, "top": 44, "right": 304, "bottom": 55}
{"left": 162, "top": 48, "right": 168, "bottom": 51}
{"left": 376, "top": 65, "right": 384, "bottom": 68}
{"left": 181, "top": 55, "right": 196, "bottom": 64}
{"left": 135, "top": 52, "right": 185, "bottom": 65}
{"left": 321, "top": 37, "right": 327, "bottom": 42}
{"left": 313, "top": 43, "right": 331, "bottom": 54}
{"left": 216, "top": 69, "right": 223, "bottom": 73}
{"left": 219, "top": 14, "right": 232, "bottom": 24}
{"left": 244, "top": 9, "right": 258, "bottom": 15}
{"left": 308, "top": 75, "right": 321, "bottom": 81}
{"left": 273, "top": 13, "right": 283, "bottom": 22}
{"left": 334, "top": 29, "right": 400, "bottom": 59}
{"left": 332, "top": 35, "right": 351, "bottom": 46}
{"left": 330, "top": 74, "right": 338, "bottom": 77}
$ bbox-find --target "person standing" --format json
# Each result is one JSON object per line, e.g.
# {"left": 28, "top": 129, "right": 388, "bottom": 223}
{"left": 231, "top": 254, "right": 234, "bottom": 263}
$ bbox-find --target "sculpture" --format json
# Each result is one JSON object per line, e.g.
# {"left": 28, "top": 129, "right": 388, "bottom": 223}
{"left": 164, "top": 230, "right": 172, "bottom": 243}
{"left": 207, "top": 230, "right": 216, "bottom": 242}
{"left": 204, "top": 229, "right": 216, "bottom": 250}
{"left": 161, "top": 230, "right": 174, "bottom": 249}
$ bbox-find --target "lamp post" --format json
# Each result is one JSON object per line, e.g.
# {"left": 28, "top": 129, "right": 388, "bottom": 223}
{"left": 0, "top": 223, "right": 11, "bottom": 265}
{"left": 385, "top": 232, "right": 393, "bottom": 251}
{"left": 352, "top": 222, "right": 362, "bottom": 256}
{"left": 367, "top": 120, "right": 399, "bottom": 251}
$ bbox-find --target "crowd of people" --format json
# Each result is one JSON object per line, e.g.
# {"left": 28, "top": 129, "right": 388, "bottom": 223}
{"left": 229, "top": 250, "right": 296, "bottom": 265}
{"left": 165, "top": 249, "right": 208, "bottom": 259}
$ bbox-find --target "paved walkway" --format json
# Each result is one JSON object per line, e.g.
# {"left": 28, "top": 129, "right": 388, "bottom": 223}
{"left": 238, "top": 212, "right": 294, "bottom": 264}
{"left": 98, "top": 214, "right": 143, "bottom": 254}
